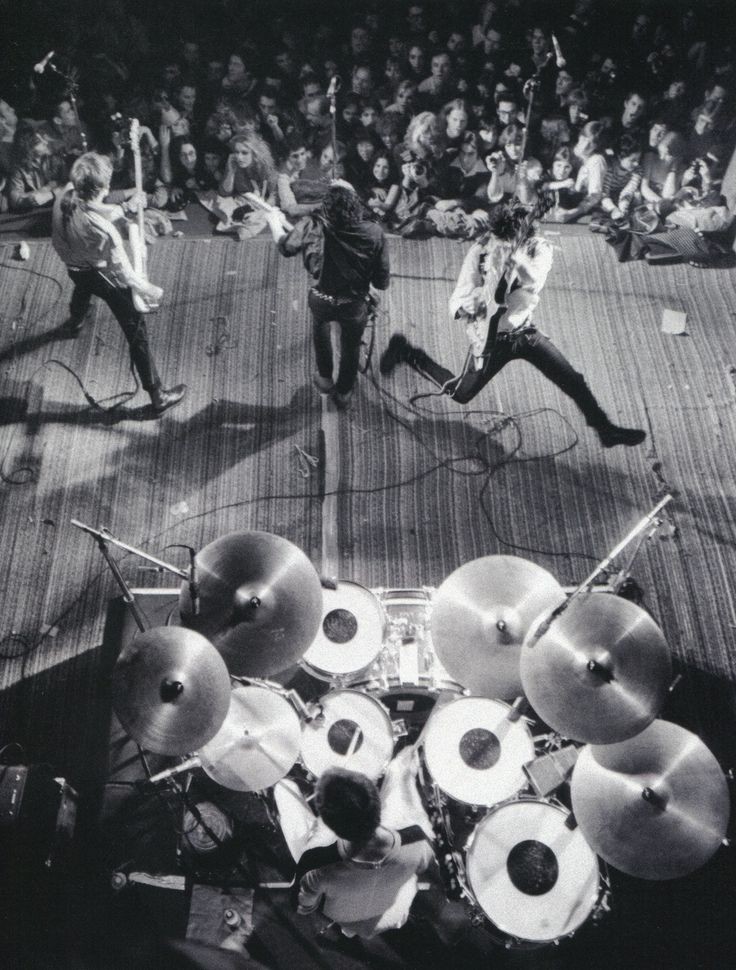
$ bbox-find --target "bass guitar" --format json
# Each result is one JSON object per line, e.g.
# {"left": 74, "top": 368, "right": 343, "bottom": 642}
{"left": 128, "top": 119, "right": 158, "bottom": 313}
{"left": 464, "top": 191, "right": 553, "bottom": 364}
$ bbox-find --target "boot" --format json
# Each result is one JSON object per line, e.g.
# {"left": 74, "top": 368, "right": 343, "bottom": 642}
{"left": 312, "top": 374, "right": 334, "bottom": 394}
{"left": 332, "top": 389, "right": 353, "bottom": 410}
{"left": 379, "top": 333, "right": 411, "bottom": 376}
{"left": 597, "top": 422, "right": 646, "bottom": 448}
{"left": 150, "top": 383, "right": 187, "bottom": 415}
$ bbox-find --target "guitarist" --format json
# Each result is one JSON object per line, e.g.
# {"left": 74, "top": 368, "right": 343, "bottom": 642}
{"left": 379, "top": 202, "right": 646, "bottom": 449}
{"left": 52, "top": 152, "right": 186, "bottom": 415}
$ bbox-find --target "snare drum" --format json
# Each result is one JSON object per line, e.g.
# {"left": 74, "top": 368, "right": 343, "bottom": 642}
{"left": 465, "top": 798, "right": 601, "bottom": 944}
{"left": 301, "top": 581, "right": 385, "bottom": 682}
{"left": 198, "top": 683, "right": 301, "bottom": 792}
{"left": 422, "top": 696, "right": 534, "bottom": 806}
{"left": 300, "top": 689, "right": 395, "bottom": 781}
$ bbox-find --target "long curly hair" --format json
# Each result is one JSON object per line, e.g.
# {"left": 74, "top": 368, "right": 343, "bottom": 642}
{"left": 229, "top": 131, "right": 277, "bottom": 195}
{"left": 320, "top": 184, "right": 367, "bottom": 229}
{"left": 404, "top": 110, "right": 444, "bottom": 159}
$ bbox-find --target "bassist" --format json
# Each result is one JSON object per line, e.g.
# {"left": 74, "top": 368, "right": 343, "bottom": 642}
{"left": 379, "top": 203, "right": 646, "bottom": 449}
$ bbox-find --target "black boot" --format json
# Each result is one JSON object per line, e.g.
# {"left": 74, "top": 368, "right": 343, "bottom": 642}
{"left": 379, "top": 333, "right": 412, "bottom": 376}
{"left": 150, "top": 383, "right": 187, "bottom": 415}
{"left": 597, "top": 422, "right": 646, "bottom": 448}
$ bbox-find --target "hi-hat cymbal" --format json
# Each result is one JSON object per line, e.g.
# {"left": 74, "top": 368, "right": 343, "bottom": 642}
{"left": 432, "top": 556, "right": 566, "bottom": 698}
{"left": 520, "top": 593, "right": 672, "bottom": 743}
{"left": 179, "top": 531, "right": 323, "bottom": 677}
{"left": 112, "top": 627, "right": 230, "bottom": 755}
{"left": 571, "top": 720, "right": 730, "bottom": 880}
{"left": 198, "top": 685, "right": 302, "bottom": 791}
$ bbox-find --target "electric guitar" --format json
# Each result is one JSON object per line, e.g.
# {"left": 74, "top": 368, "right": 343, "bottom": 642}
{"left": 128, "top": 119, "right": 158, "bottom": 313}
{"left": 464, "top": 191, "right": 554, "bottom": 364}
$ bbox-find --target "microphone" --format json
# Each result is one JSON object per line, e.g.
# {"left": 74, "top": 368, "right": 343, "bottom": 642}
{"left": 34, "top": 50, "right": 56, "bottom": 75}
{"left": 326, "top": 75, "right": 341, "bottom": 99}
{"left": 552, "top": 34, "right": 566, "bottom": 69}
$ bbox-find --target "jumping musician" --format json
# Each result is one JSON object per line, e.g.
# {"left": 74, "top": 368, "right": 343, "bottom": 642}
{"left": 379, "top": 202, "right": 646, "bottom": 449}
{"left": 51, "top": 152, "right": 186, "bottom": 416}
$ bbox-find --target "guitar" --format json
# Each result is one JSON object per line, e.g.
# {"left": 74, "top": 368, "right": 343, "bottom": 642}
{"left": 464, "top": 191, "right": 554, "bottom": 364}
{"left": 128, "top": 119, "right": 158, "bottom": 313}
{"left": 243, "top": 191, "right": 294, "bottom": 231}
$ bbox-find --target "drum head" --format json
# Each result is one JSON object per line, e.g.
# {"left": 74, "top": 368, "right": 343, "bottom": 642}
{"left": 300, "top": 689, "right": 394, "bottom": 781}
{"left": 423, "top": 697, "right": 534, "bottom": 806}
{"left": 466, "top": 800, "right": 600, "bottom": 943}
{"left": 199, "top": 685, "right": 301, "bottom": 791}
{"left": 302, "top": 581, "right": 384, "bottom": 679}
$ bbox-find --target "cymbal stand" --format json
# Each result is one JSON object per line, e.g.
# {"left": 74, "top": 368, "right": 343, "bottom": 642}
{"left": 530, "top": 494, "right": 673, "bottom": 642}
{"left": 71, "top": 518, "right": 194, "bottom": 631}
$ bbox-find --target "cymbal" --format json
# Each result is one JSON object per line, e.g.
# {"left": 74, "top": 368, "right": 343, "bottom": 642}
{"left": 179, "top": 531, "right": 323, "bottom": 677}
{"left": 520, "top": 593, "right": 672, "bottom": 743}
{"left": 199, "top": 685, "right": 302, "bottom": 791}
{"left": 431, "top": 556, "right": 566, "bottom": 699}
{"left": 571, "top": 719, "right": 730, "bottom": 880}
{"left": 112, "top": 627, "right": 230, "bottom": 755}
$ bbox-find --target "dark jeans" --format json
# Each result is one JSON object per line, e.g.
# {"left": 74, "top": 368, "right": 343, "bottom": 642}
{"left": 412, "top": 326, "right": 609, "bottom": 428}
{"left": 308, "top": 289, "right": 368, "bottom": 395}
{"left": 67, "top": 268, "right": 161, "bottom": 391}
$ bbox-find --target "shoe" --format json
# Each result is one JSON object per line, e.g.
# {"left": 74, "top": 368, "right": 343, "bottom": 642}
{"left": 312, "top": 374, "right": 334, "bottom": 394}
{"left": 379, "top": 333, "right": 411, "bottom": 376}
{"left": 597, "top": 423, "right": 646, "bottom": 448}
{"left": 150, "top": 384, "right": 187, "bottom": 415}
{"left": 332, "top": 389, "right": 353, "bottom": 410}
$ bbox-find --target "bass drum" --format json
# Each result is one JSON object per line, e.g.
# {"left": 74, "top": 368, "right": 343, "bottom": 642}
{"left": 465, "top": 798, "right": 602, "bottom": 945}
{"left": 350, "top": 588, "right": 463, "bottom": 725}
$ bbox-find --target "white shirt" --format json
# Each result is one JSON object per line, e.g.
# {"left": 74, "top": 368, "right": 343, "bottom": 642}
{"left": 448, "top": 233, "right": 553, "bottom": 335}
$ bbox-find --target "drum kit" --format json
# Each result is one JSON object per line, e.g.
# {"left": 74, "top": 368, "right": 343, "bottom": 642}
{"left": 73, "top": 494, "right": 731, "bottom": 950}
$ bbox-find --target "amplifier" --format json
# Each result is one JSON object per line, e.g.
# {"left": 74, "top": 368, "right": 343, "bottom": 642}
{"left": 0, "top": 764, "right": 78, "bottom": 872}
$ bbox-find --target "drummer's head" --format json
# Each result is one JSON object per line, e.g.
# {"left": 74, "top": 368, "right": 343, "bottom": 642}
{"left": 315, "top": 768, "right": 381, "bottom": 846}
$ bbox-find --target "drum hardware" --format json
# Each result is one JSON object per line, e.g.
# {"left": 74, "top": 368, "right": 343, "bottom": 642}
{"left": 520, "top": 592, "right": 672, "bottom": 744}
{"left": 570, "top": 719, "right": 731, "bottom": 880}
{"left": 523, "top": 746, "right": 580, "bottom": 799}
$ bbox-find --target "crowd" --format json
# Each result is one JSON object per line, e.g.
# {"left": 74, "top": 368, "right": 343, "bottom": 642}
{"left": 1, "top": 0, "right": 735, "bottom": 247}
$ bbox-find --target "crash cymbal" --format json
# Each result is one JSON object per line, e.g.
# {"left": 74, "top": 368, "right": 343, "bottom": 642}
{"left": 571, "top": 720, "right": 730, "bottom": 880}
{"left": 432, "top": 556, "right": 566, "bottom": 699}
{"left": 520, "top": 593, "right": 672, "bottom": 743}
{"left": 112, "top": 627, "right": 230, "bottom": 755}
{"left": 179, "top": 531, "right": 323, "bottom": 677}
{"left": 198, "top": 684, "right": 302, "bottom": 791}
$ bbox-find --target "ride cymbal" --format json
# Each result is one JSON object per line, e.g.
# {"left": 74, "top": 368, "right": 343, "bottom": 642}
{"left": 571, "top": 720, "right": 730, "bottom": 880}
{"left": 432, "top": 556, "right": 566, "bottom": 698}
{"left": 179, "top": 531, "right": 323, "bottom": 677}
{"left": 112, "top": 626, "right": 230, "bottom": 755}
{"left": 520, "top": 592, "right": 672, "bottom": 743}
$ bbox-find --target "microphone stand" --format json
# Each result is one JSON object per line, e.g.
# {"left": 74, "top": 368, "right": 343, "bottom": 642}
{"left": 327, "top": 77, "right": 341, "bottom": 181}
{"left": 71, "top": 519, "right": 192, "bottom": 632}
{"left": 528, "top": 494, "right": 674, "bottom": 642}
{"left": 46, "top": 57, "right": 88, "bottom": 152}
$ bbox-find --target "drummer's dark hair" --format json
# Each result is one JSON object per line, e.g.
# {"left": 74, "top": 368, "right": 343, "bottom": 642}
{"left": 315, "top": 768, "right": 381, "bottom": 846}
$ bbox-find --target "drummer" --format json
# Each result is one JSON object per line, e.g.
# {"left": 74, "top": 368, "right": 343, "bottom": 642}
{"left": 292, "top": 763, "right": 434, "bottom": 940}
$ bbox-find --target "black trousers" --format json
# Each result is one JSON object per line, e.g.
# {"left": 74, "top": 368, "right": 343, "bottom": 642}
{"left": 67, "top": 268, "right": 161, "bottom": 391}
{"left": 308, "top": 289, "right": 369, "bottom": 395}
{"left": 412, "top": 326, "right": 610, "bottom": 428}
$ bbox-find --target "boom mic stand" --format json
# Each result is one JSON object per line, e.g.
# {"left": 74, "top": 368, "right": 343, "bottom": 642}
{"left": 43, "top": 56, "right": 88, "bottom": 153}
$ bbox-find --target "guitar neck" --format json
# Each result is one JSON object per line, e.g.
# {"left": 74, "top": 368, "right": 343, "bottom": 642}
{"left": 132, "top": 151, "right": 147, "bottom": 278}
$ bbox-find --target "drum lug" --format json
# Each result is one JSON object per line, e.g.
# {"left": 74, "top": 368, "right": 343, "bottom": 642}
{"left": 392, "top": 718, "right": 408, "bottom": 739}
